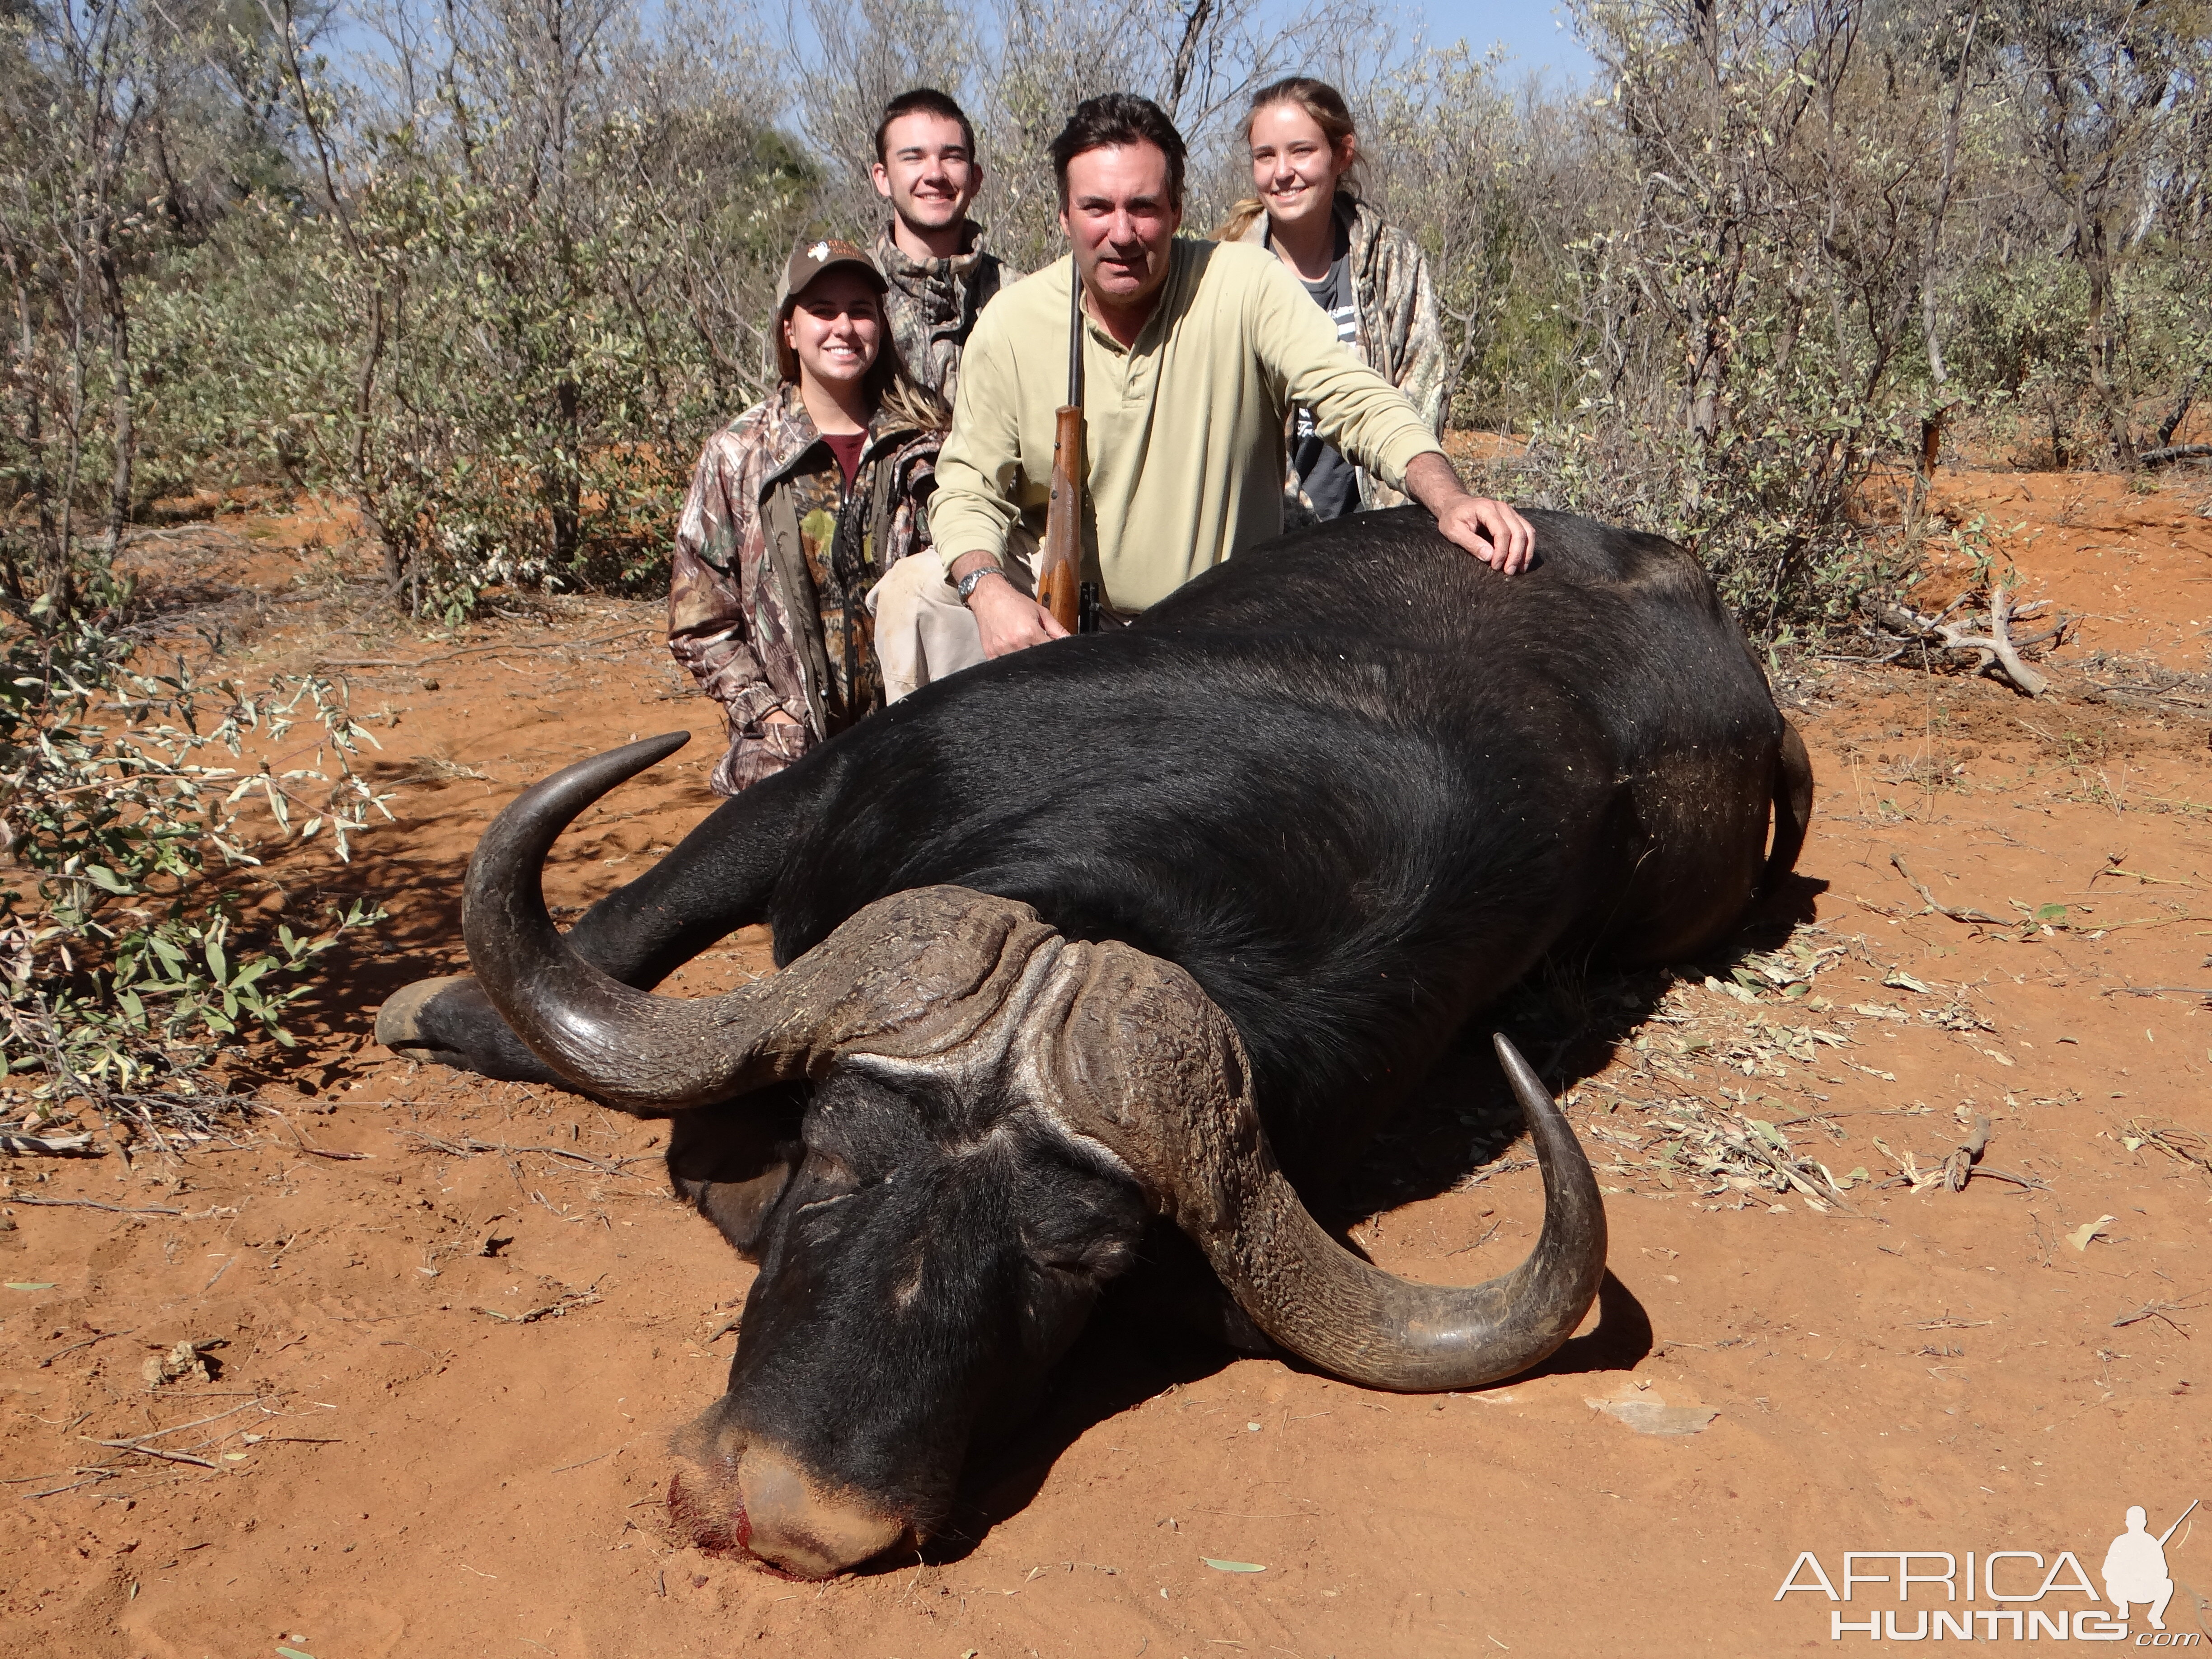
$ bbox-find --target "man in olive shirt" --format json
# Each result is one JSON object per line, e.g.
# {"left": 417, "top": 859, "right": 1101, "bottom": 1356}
{"left": 869, "top": 94, "right": 1530, "bottom": 689}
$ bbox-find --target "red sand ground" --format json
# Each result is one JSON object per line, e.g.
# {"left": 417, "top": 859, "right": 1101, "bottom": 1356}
{"left": 5, "top": 468, "right": 2211, "bottom": 1658}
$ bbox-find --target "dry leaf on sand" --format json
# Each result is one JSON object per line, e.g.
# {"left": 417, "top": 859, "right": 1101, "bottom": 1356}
{"left": 2066, "top": 1214, "right": 2118, "bottom": 1252}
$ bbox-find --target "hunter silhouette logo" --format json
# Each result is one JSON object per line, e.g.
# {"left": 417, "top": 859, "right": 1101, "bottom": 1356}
{"left": 1776, "top": 1497, "right": 2202, "bottom": 1641}
{"left": 2107, "top": 1502, "right": 2198, "bottom": 1633}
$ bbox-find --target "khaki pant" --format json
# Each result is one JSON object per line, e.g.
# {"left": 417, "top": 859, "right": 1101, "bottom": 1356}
{"left": 868, "top": 537, "right": 1145, "bottom": 703}
{"left": 866, "top": 536, "right": 1040, "bottom": 705}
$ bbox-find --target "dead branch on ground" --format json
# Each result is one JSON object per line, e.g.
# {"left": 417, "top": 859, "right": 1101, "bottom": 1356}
{"left": 2110, "top": 1297, "right": 2203, "bottom": 1334}
{"left": 1867, "top": 583, "right": 2071, "bottom": 697}
{"left": 1942, "top": 1115, "right": 1991, "bottom": 1191}
{"left": 2139, "top": 444, "right": 2212, "bottom": 467}
{"left": 394, "top": 1129, "right": 659, "bottom": 1180}
{"left": 0, "top": 1130, "right": 100, "bottom": 1155}
{"left": 1891, "top": 853, "right": 2005, "bottom": 925}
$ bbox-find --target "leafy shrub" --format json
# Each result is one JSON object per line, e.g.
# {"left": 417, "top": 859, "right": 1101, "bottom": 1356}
{"left": 1, "top": 609, "right": 390, "bottom": 1141}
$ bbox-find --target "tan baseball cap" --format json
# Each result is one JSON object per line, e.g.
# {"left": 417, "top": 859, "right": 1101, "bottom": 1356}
{"left": 777, "top": 236, "right": 888, "bottom": 309}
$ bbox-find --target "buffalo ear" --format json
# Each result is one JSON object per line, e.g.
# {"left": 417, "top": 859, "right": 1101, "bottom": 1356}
{"left": 666, "top": 1089, "right": 807, "bottom": 1257}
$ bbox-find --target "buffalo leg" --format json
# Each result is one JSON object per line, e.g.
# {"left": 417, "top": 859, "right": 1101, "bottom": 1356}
{"left": 376, "top": 759, "right": 811, "bottom": 1081}
{"left": 553, "top": 783, "right": 797, "bottom": 987}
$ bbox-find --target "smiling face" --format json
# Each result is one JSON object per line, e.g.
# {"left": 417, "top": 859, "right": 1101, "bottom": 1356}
{"left": 1059, "top": 141, "right": 1183, "bottom": 316}
{"left": 1247, "top": 100, "right": 1353, "bottom": 239}
{"left": 781, "top": 269, "right": 883, "bottom": 396}
{"left": 872, "top": 110, "right": 979, "bottom": 239}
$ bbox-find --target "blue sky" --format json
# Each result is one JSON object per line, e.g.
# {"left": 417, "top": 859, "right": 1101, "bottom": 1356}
{"left": 1415, "top": 0, "right": 1594, "bottom": 81}
{"left": 324, "top": 1, "right": 1600, "bottom": 104}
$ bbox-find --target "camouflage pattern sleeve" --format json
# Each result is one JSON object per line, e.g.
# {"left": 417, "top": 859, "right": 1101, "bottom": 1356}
{"left": 667, "top": 428, "right": 786, "bottom": 732}
{"left": 1362, "top": 220, "right": 1447, "bottom": 509}
{"left": 1387, "top": 232, "right": 1447, "bottom": 440}
{"left": 881, "top": 440, "right": 937, "bottom": 568}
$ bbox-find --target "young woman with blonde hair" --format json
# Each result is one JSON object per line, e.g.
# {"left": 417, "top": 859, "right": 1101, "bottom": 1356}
{"left": 1217, "top": 77, "right": 1444, "bottom": 522}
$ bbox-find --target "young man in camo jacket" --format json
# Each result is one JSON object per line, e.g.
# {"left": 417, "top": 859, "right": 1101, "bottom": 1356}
{"left": 868, "top": 88, "right": 1022, "bottom": 407}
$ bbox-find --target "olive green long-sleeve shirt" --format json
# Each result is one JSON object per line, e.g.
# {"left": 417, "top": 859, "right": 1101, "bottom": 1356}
{"left": 930, "top": 239, "right": 1443, "bottom": 612}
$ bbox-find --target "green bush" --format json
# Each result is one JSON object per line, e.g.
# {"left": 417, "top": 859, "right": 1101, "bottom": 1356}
{"left": 1, "top": 607, "right": 389, "bottom": 1139}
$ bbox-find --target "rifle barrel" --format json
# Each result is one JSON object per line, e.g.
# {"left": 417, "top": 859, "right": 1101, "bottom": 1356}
{"left": 2156, "top": 1498, "right": 2198, "bottom": 1547}
{"left": 1067, "top": 256, "right": 1084, "bottom": 403}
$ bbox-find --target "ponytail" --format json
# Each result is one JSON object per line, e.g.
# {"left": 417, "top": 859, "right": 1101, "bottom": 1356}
{"left": 1214, "top": 197, "right": 1269, "bottom": 242}
{"left": 867, "top": 337, "right": 949, "bottom": 433}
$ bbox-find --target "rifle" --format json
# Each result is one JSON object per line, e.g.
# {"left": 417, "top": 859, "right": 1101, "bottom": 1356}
{"left": 1037, "top": 257, "right": 1097, "bottom": 634}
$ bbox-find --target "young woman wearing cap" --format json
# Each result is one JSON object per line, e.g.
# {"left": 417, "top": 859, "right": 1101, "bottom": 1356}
{"left": 1215, "top": 78, "right": 1443, "bottom": 524}
{"left": 669, "top": 237, "right": 948, "bottom": 794}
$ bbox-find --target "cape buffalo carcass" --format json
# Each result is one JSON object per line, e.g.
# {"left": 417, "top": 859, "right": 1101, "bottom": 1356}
{"left": 378, "top": 506, "right": 1811, "bottom": 1579}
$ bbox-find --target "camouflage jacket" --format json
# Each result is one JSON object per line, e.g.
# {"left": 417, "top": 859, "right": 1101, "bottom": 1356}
{"left": 668, "top": 382, "right": 939, "bottom": 795}
{"left": 872, "top": 221, "right": 1020, "bottom": 407}
{"left": 1236, "top": 194, "right": 1444, "bottom": 512}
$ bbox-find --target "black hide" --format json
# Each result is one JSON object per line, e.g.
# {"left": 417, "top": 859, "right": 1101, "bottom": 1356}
{"left": 519, "top": 508, "right": 1790, "bottom": 1181}
{"left": 405, "top": 508, "right": 1804, "bottom": 1552}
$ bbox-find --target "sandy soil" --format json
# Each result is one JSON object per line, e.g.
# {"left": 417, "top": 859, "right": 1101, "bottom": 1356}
{"left": 5, "top": 469, "right": 2212, "bottom": 1659}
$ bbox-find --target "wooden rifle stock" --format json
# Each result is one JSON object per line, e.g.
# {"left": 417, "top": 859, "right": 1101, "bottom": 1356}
{"left": 1037, "top": 257, "right": 1087, "bottom": 635}
{"left": 1038, "top": 404, "right": 1084, "bottom": 633}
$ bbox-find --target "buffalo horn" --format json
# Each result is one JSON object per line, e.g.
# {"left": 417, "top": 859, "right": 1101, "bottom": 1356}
{"left": 1054, "top": 955, "right": 1605, "bottom": 1391}
{"left": 469, "top": 739, "right": 1605, "bottom": 1383}
{"left": 461, "top": 736, "right": 1059, "bottom": 1113}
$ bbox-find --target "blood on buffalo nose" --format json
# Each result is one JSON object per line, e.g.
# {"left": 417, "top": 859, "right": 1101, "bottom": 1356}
{"left": 730, "top": 1443, "right": 907, "bottom": 1579}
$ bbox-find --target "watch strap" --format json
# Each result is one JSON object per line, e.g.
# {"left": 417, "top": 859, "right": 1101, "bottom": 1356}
{"left": 956, "top": 565, "right": 1006, "bottom": 604}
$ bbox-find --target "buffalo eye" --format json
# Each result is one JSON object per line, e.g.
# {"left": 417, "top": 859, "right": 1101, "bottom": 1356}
{"left": 1024, "top": 1223, "right": 1139, "bottom": 1281}
{"left": 1060, "top": 1237, "right": 1136, "bottom": 1279}
{"left": 1021, "top": 1167, "right": 1148, "bottom": 1280}
{"left": 793, "top": 1147, "right": 859, "bottom": 1210}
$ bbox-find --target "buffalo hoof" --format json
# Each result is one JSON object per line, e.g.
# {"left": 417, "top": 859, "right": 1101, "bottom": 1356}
{"left": 374, "top": 975, "right": 566, "bottom": 1084}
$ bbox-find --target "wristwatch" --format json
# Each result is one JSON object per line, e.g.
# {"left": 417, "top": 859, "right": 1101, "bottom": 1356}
{"left": 955, "top": 565, "right": 1006, "bottom": 605}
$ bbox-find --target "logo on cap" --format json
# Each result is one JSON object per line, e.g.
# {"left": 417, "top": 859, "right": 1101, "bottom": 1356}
{"left": 808, "top": 241, "right": 830, "bottom": 262}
